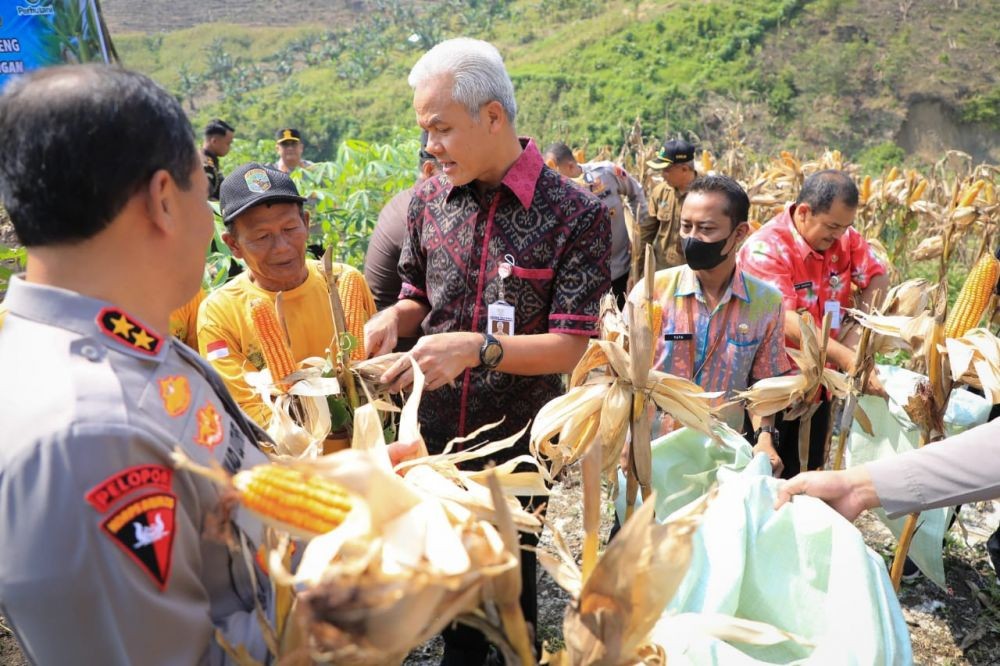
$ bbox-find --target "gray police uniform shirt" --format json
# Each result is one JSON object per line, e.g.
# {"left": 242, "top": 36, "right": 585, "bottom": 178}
{"left": 572, "top": 161, "right": 646, "bottom": 281}
{"left": 868, "top": 417, "right": 1000, "bottom": 518}
{"left": 0, "top": 277, "right": 273, "bottom": 665}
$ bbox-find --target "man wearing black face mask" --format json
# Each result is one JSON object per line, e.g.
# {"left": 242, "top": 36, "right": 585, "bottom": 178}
{"left": 630, "top": 175, "right": 791, "bottom": 475}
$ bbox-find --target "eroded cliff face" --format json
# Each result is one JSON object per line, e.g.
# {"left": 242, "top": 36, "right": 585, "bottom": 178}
{"left": 897, "top": 98, "right": 1000, "bottom": 165}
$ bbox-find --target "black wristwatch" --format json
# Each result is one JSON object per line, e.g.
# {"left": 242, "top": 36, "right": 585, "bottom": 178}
{"left": 479, "top": 332, "right": 504, "bottom": 369}
{"left": 754, "top": 425, "right": 778, "bottom": 445}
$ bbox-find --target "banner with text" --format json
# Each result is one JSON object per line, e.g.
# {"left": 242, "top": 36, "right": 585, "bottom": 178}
{"left": 0, "top": 0, "right": 115, "bottom": 89}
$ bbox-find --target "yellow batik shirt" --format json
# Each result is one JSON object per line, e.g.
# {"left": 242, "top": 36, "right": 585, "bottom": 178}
{"left": 197, "top": 260, "right": 375, "bottom": 427}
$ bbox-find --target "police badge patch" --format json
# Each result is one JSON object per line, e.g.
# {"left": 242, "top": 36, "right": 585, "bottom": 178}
{"left": 102, "top": 492, "right": 177, "bottom": 589}
{"left": 244, "top": 168, "right": 271, "bottom": 194}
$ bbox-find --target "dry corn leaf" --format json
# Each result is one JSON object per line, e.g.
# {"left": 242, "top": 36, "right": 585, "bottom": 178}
{"left": 739, "top": 314, "right": 849, "bottom": 419}
{"left": 542, "top": 493, "right": 710, "bottom": 666}
{"left": 883, "top": 279, "right": 932, "bottom": 317}
{"left": 912, "top": 236, "right": 944, "bottom": 262}
{"left": 246, "top": 360, "right": 339, "bottom": 459}
{"left": 849, "top": 309, "right": 937, "bottom": 358}
{"left": 944, "top": 328, "right": 1000, "bottom": 403}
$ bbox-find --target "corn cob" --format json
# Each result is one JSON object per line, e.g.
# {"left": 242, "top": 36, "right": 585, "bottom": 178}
{"left": 907, "top": 180, "right": 928, "bottom": 206}
{"left": 859, "top": 175, "right": 872, "bottom": 205}
{"left": 250, "top": 299, "right": 297, "bottom": 385}
{"left": 234, "top": 464, "right": 352, "bottom": 538}
{"left": 959, "top": 179, "right": 986, "bottom": 207}
{"left": 650, "top": 301, "right": 663, "bottom": 343}
{"left": 944, "top": 253, "right": 1000, "bottom": 338}
{"left": 700, "top": 150, "right": 714, "bottom": 174}
{"left": 335, "top": 267, "right": 376, "bottom": 361}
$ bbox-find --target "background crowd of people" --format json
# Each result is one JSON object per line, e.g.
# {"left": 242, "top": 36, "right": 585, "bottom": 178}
{"left": 1, "top": 34, "right": 998, "bottom": 666}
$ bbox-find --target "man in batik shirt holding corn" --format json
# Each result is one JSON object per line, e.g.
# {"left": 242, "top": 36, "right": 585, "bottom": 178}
{"left": 635, "top": 175, "right": 790, "bottom": 475}
{"left": 197, "top": 163, "right": 376, "bottom": 428}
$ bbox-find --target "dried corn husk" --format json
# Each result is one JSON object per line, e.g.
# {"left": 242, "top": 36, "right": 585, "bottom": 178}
{"left": 531, "top": 331, "right": 719, "bottom": 478}
{"left": 912, "top": 236, "right": 944, "bottom": 261}
{"left": 540, "top": 492, "right": 803, "bottom": 665}
{"left": 848, "top": 309, "right": 938, "bottom": 358}
{"left": 352, "top": 352, "right": 406, "bottom": 394}
{"left": 539, "top": 494, "right": 708, "bottom": 664}
{"left": 247, "top": 357, "right": 341, "bottom": 459}
{"left": 187, "top": 357, "right": 547, "bottom": 665}
{"left": 738, "top": 313, "right": 849, "bottom": 419}
{"left": 882, "top": 278, "right": 932, "bottom": 317}
{"left": 534, "top": 252, "right": 720, "bottom": 483}
{"left": 944, "top": 328, "right": 1000, "bottom": 403}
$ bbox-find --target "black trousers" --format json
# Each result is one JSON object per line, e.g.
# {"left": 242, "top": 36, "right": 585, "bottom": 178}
{"left": 611, "top": 273, "right": 629, "bottom": 311}
{"left": 440, "top": 495, "right": 545, "bottom": 665}
{"left": 774, "top": 399, "right": 832, "bottom": 479}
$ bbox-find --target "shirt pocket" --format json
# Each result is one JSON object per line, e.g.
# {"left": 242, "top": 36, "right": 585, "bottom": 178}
{"left": 507, "top": 265, "right": 555, "bottom": 314}
{"left": 724, "top": 331, "right": 760, "bottom": 391}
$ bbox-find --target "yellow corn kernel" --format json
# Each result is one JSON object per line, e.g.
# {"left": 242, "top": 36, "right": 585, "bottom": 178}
{"left": 235, "top": 465, "right": 352, "bottom": 537}
{"left": 250, "top": 299, "right": 297, "bottom": 385}
{"left": 944, "top": 253, "right": 1000, "bottom": 338}
{"left": 336, "top": 269, "right": 376, "bottom": 361}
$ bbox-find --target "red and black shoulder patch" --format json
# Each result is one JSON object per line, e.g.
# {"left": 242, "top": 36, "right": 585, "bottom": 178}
{"left": 102, "top": 492, "right": 177, "bottom": 590}
{"left": 85, "top": 465, "right": 173, "bottom": 513}
{"left": 96, "top": 307, "right": 163, "bottom": 355}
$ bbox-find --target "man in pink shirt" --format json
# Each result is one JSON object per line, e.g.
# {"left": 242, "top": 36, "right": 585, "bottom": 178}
{"left": 738, "top": 170, "right": 889, "bottom": 477}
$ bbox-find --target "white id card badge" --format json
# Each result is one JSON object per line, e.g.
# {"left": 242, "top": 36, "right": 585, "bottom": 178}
{"left": 824, "top": 300, "right": 842, "bottom": 328}
{"left": 488, "top": 301, "right": 515, "bottom": 336}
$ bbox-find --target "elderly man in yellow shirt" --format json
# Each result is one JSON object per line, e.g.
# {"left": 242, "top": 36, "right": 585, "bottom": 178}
{"left": 197, "top": 163, "right": 375, "bottom": 428}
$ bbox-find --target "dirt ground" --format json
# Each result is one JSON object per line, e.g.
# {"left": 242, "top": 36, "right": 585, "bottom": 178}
{"left": 4, "top": 470, "right": 1000, "bottom": 664}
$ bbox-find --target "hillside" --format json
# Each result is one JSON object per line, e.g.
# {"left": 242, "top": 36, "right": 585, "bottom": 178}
{"left": 104, "top": 0, "right": 1000, "bottom": 166}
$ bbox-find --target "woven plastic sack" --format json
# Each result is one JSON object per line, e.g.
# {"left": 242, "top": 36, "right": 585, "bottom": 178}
{"left": 845, "top": 365, "right": 991, "bottom": 588}
{"left": 616, "top": 432, "right": 911, "bottom": 663}
{"left": 614, "top": 426, "right": 753, "bottom": 523}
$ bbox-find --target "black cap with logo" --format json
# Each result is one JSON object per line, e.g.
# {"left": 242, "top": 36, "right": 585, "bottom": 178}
{"left": 275, "top": 128, "right": 302, "bottom": 144}
{"left": 219, "top": 163, "right": 307, "bottom": 224}
{"left": 646, "top": 139, "right": 697, "bottom": 169}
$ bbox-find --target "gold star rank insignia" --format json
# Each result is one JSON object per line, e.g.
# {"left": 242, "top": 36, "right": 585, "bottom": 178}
{"left": 132, "top": 329, "right": 155, "bottom": 350}
{"left": 97, "top": 307, "right": 163, "bottom": 356}
{"left": 109, "top": 314, "right": 134, "bottom": 337}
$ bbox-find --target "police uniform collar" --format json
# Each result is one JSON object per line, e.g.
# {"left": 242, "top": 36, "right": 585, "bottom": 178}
{"left": 4, "top": 276, "right": 170, "bottom": 363}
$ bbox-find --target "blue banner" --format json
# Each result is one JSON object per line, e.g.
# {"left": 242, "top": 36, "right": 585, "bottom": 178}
{"left": 0, "top": 0, "right": 115, "bottom": 89}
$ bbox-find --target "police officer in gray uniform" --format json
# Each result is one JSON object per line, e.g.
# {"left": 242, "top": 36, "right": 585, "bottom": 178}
{"left": 0, "top": 65, "right": 274, "bottom": 665}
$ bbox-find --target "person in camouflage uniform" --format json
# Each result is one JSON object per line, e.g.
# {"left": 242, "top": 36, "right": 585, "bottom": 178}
{"left": 640, "top": 138, "right": 697, "bottom": 271}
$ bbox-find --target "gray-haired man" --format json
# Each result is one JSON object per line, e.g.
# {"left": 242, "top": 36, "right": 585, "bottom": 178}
{"left": 364, "top": 37, "right": 612, "bottom": 664}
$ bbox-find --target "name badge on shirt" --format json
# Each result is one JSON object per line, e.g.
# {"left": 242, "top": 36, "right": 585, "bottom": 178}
{"left": 824, "top": 300, "right": 842, "bottom": 328}
{"left": 488, "top": 301, "right": 515, "bottom": 336}
{"left": 663, "top": 333, "right": 693, "bottom": 341}
{"left": 794, "top": 281, "right": 813, "bottom": 291}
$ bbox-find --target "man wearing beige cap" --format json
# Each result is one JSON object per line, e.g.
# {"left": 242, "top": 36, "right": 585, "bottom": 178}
{"left": 641, "top": 138, "right": 698, "bottom": 271}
